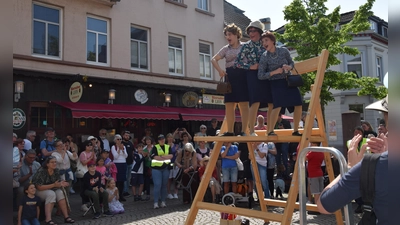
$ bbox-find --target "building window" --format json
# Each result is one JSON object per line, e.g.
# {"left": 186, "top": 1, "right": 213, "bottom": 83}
{"left": 87, "top": 16, "right": 109, "bottom": 64}
{"left": 32, "top": 3, "right": 61, "bottom": 58}
{"left": 30, "top": 106, "right": 62, "bottom": 129}
{"left": 346, "top": 53, "right": 363, "bottom": 78}
{"left": 382, "top": 27, "right": 388, "bottom": 38}
{"left": 199, "top": 42, "right": 212, "bottom": 79}
{"left": 349, "top": 104, "right": 364, "bottom": 120}
{"left": 168, "top": 35, "right": 184, "bottom": 75}
{"left": 369, "top": 20, "right": 378, "bottom": 33}
{"left": 131, "top": 26, "right": 149, "bottom": 70}
{"left": 376, "top": 56, "right": 383, "bottom": 82}
{"left": 197, "top": 0, "right": 209, "bottom": 11}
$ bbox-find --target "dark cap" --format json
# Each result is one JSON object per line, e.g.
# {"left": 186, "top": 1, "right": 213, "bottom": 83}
{"left": 45, "top": 127, "right": 54, "bottom": 132}
{"left": 87, "top": 160, "right": 96, "bottom": 167}
{"left": 157, "top": 134, "right": 165, "bottom": 140}
{"left": 101, "top": 150, "right": 109, "bottom": 154}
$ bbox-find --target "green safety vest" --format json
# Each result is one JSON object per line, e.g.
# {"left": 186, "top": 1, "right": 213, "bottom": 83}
{"left": 151, "top": 144, "right": 171, "bottom": 167}
{"left": 347, "top": 138, "right": 367, "bottom": 152}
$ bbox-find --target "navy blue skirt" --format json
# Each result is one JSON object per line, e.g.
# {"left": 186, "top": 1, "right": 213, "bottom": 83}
{"left": 270, "top": 79, "right": 302, "bottom": 112}
{"left": 115, "top": 162, "right": 127, "bottom": 182}
{"left": 247, "top": 70, "right": 272, "bottom": 106}
{"left": 224, "top": 67, "right": 249, "bottom": 103}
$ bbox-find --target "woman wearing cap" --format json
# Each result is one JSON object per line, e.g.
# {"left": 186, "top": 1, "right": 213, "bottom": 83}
{"left": 198, "top": 156, "right": 221, "bottom": 203}
{"left": 258, "top": 31, "right": 303, "bottom": 136}
{"left": 32, "top": 156, "right": 75, "bottom": 224}
{"left": 111, "top": 134, "right": 128, "bottom": 202}
{"left": 175, "top": 143, "right": 198, "bottom": 204}
{"left": 211, "top": 23, "right": 250, "bottom": 137}
{"left": 150, "top": 134, "right": 173, "bottom": 208}
{"left": 234, "top": 20, "right": 271, "bottom": 136}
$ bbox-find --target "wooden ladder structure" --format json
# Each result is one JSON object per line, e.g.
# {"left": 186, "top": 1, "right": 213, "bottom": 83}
{"left": 185, "top": 49, "right": 345, "bottom": 225}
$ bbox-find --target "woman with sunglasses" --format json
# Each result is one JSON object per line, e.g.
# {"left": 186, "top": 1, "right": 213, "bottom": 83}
{"left": 32, "top": 156, "right": 75, "bottom": 225}
{"left": 111, "top": 134, "right": 128, "bottom": 202}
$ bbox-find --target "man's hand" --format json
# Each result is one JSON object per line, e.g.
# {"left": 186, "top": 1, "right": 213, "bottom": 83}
{"left": 367, "top": 133, "right": 388, "bottom": 153}
{"left": 347, "top": 134, "right": 366, "bottom": 168}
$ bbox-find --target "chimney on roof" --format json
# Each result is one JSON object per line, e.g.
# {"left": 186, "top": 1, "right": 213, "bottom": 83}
{"left": 260, "top": 17, "right": 271, "bottom": 31}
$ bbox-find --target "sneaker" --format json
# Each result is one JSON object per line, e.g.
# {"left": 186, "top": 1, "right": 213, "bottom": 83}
{"left": 173, "top": 193, "right": 179, "bottom": 199}
{"left": 69, "top": 188, "right": 75, "bottom": 194}
{"left": 122, "top": 192, "right": 131, "bottom": 197}
{"left": 154, "top": 203, "right": 159, "bottom": 209}
{"left": 136, "top": 195, "right": 142, "bottom": 201}
{"left": 220, "top": 132, "right": 235, "bottom": 136}
{"left": 160, "top": 201, "right": 167, "bottom": 208}
{"left": 292, "top": 131, "right": 302, "bottom": 136}
{"left": 103, "top": 210, "right": 114, "bottom": 217}
{"left": 93, "top": 212, "right": 101, "bottom": 219}
{"left": 167, "top": 194, "right": 174, "bottom": 199}
{"left": 81, "top": 204, "right": 89, "bottom": 212}
{"left": 238, "top": 132, "right": 246, "bottom": 136}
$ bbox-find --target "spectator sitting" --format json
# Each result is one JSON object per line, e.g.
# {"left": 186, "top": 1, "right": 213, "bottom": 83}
{"left": 18, "top": 183, "right": 41, "bottom": 225}
{"left": 17, "top": 150, "right": 41, "bottom": 204}
{"left": 24, "top": 130, "right": 36, "bottom": 152}
{"left": 31, "top": 156, "right": 75, "bottom": 224}
{"left": 82, "top": 160, "right": 112, "bottom": 218}
{"left": 198, "top": 156, "right": 221, "bottom": 203}
{"left": 106, "top": 178, "right": 124, "bottom": 215}
{"left": 39, "top": 127, "right": 56, "bottom": 163}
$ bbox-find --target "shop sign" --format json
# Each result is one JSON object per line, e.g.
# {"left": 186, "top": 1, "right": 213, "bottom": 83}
{"left": 134, "top": 89, "right": 148, "bottom": 104}
{"left": 182, "top": 91, "right": 198, "bottom": 108}
{"left": 13, "top": 108, "right": 26, "bottom": 130}
{"left": 69, "top": 82, "right": 83, "bottom": 103}
{"left": 202, "top": 94, "right": 224, "bottom": 105}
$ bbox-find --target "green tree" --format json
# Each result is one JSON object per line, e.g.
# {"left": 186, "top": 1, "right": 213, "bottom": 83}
{"left": 276, "top": 0, "right": 387, "bottom": 108}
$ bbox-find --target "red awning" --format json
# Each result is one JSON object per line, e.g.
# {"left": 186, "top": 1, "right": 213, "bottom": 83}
{"left": 53, "top": 101, "right": 180, "bottom": 120}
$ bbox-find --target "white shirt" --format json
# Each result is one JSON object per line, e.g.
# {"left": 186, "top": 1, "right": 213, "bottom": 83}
{"left": 51, "top": 150, "right": 78, "bottom": 170}
{"left": 254, "top": 142, "right": 269, "bottom": 167}
{"left": 24, "top": 139, "right": 32, "bottom": 150}
{"left": 111, "top": 145, "right": 128, "bottom": 163}
{"left": 101, "top": 138, "right": 111, "bottom": 151}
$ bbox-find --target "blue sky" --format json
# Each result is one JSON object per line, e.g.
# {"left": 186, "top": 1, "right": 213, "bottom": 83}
{"left": 226, "top": 0, "right": 388, "bottom": 30}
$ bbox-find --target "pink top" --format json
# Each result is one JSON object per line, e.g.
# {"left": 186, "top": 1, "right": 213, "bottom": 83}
{"left": 79, "top": 151, "right": 96, "bottom": 165}
{"left": 96, "top": 166, "right": 107, "bottom": 186}
{"left": 216, "top": 43, "right": 243, "bottom": 68}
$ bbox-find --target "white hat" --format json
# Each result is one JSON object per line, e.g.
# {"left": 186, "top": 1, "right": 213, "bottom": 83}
{"left": 365, "top": 95, "right": 388, "bottom": 113}
{"left": 87, "top": 136, "right": 97, "bottom": 141}
{"left": 246, "top": 20, "right": 264, "bottom": 34}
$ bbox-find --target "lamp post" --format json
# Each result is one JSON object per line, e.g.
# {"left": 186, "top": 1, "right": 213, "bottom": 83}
{"left": 108, "top": 89, "right": 116, "bottom": 104}
{"left": 14, "top": 81, "right": 24, "bottom": 102}
{"left": 164, "top": 93, "right": 171, "bottom": 107}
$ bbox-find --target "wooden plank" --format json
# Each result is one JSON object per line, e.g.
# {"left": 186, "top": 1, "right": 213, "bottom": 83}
{"left": 292, "top": 57, "right": 320, "bottom": 75}
{"left": 264, "top": 199, "right": 318, "bottom": 211}
{"left": 194, "top": 134, "right": 325, "bottom": 143}
{"left": 196, "top": 202, "right": 284, "bottom": 222}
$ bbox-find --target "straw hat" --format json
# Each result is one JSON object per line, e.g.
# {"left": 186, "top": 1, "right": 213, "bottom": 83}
{"left": 365, "top": 95, "right": 388, "bottom": 113}
{"left": 246, "top": 20, "right": 264, "bottom": 34}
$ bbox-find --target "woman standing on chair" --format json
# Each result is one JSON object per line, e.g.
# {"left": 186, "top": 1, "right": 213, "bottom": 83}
{"left": 211, "top": 23, "right": 249, "bottom": 136}
{"left": 175, "top": 143, "right": 198, "bottom": 204}
{"left": 111, "top": 134, "right": 128, "bottom": 202}
{"left": 234, "top": 20, "right": 271, "bottom": 136}
{"left": 258, "top": 31, "right": 303, "bottom": 136}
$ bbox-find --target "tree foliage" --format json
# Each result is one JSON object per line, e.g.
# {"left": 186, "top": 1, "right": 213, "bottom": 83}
{"left": 276, "top": 0, "right": 387, "bottom": 107}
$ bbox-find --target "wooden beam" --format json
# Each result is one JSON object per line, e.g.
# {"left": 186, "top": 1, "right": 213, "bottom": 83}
{"left": 263, "top": 199, "right": 318, "bottom": 211}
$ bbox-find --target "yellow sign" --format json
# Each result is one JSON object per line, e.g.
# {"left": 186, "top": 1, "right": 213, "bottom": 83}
{"left": 202, "top": 94, "right": 224, "bottom": 105}
{"left": 69, "top": 82, "right": 83, "bottom": 103}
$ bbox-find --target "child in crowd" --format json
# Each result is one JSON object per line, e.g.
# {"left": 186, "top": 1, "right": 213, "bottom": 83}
{"left": 100, "top": 150, "right": 117, "bottom": 181}
{"left": 306, "top": 142, "right": 325, "bottom": 204}
{"left": 96, "top": 157, "right": 107, "bottom": 188}
{"left": 106, "top": 178, "right": 124, "bottom": 214}
{"left": 131, "top": 143, "right": 145, "bottom": 201}
{"left": 18, "top": 183, "right": 41, "bottom": 225}
{"left": 275, "top": 164, "right": 286, "bottom": 199}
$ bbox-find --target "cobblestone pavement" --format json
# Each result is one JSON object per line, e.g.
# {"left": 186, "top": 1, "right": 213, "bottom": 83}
{"left": 13, "top": 190, "right": 361, "bottom": 225}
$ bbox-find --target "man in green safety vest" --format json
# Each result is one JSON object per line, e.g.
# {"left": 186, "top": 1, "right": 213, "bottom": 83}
{"left": 150, "top": 134, "right": 173, "bottom": 209}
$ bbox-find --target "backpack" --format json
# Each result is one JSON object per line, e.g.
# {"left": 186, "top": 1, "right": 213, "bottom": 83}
{"left": 36, "top": 139, "right": 55, "bottom": 164}
{"left": 195, "top": 147, "right": 210, "bottom": 158}
{"left": 359, "top": 153, "right": 381, "bottom": 225}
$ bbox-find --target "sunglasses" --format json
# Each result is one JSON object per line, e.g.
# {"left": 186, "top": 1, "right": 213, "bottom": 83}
{"left": 201, "top": 128, "right": 207, "bottom": 130}
{"left": 87, "top": 143, "right": 93, "bottom": 146}
{"left": 116, "top": 139, "right": 122, "bottom": 141}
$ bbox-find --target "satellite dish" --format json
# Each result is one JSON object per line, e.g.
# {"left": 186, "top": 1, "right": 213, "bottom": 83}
{"left": 383, "top": 72, "right": 388, "bottom": 88}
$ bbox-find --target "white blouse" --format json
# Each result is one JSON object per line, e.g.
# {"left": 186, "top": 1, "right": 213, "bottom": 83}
{"left": 111, "top": 145, "right": 128, "bottom": 163}
{"left": 52, "top": 150, "right": 78, "bottom": 170}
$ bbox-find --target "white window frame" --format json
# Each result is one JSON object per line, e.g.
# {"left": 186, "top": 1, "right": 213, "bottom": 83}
{"left": 86, "top": 15, "right": 110, "bottom": 66}
{"left": 197, "top": 0, "right": 209, "bottom": 11}
{"left": 382, "top": 27, "right": 388, "bottom": 38}
{"left": 168, "top": 34, "right": 184, "bottom": 76}
{"left": 346, "top": 52, "right": 364, "bottom": 78}
{"left": 199, "top": 41, "right": 212, "bottom": 80}
{"left": 130, "top": 25, "right": 150, "bottom": 72}
{"left": 369, "top": 20, "right": 378, "bottom": 33}
{"left": 32, "top": 2, "right": 63, "bottom": 60}
{"left": 171, "top": 0, "right": 183, "bottom": 2}
{"left": 376, "top": 55, "right": 383, "bottom": 82}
